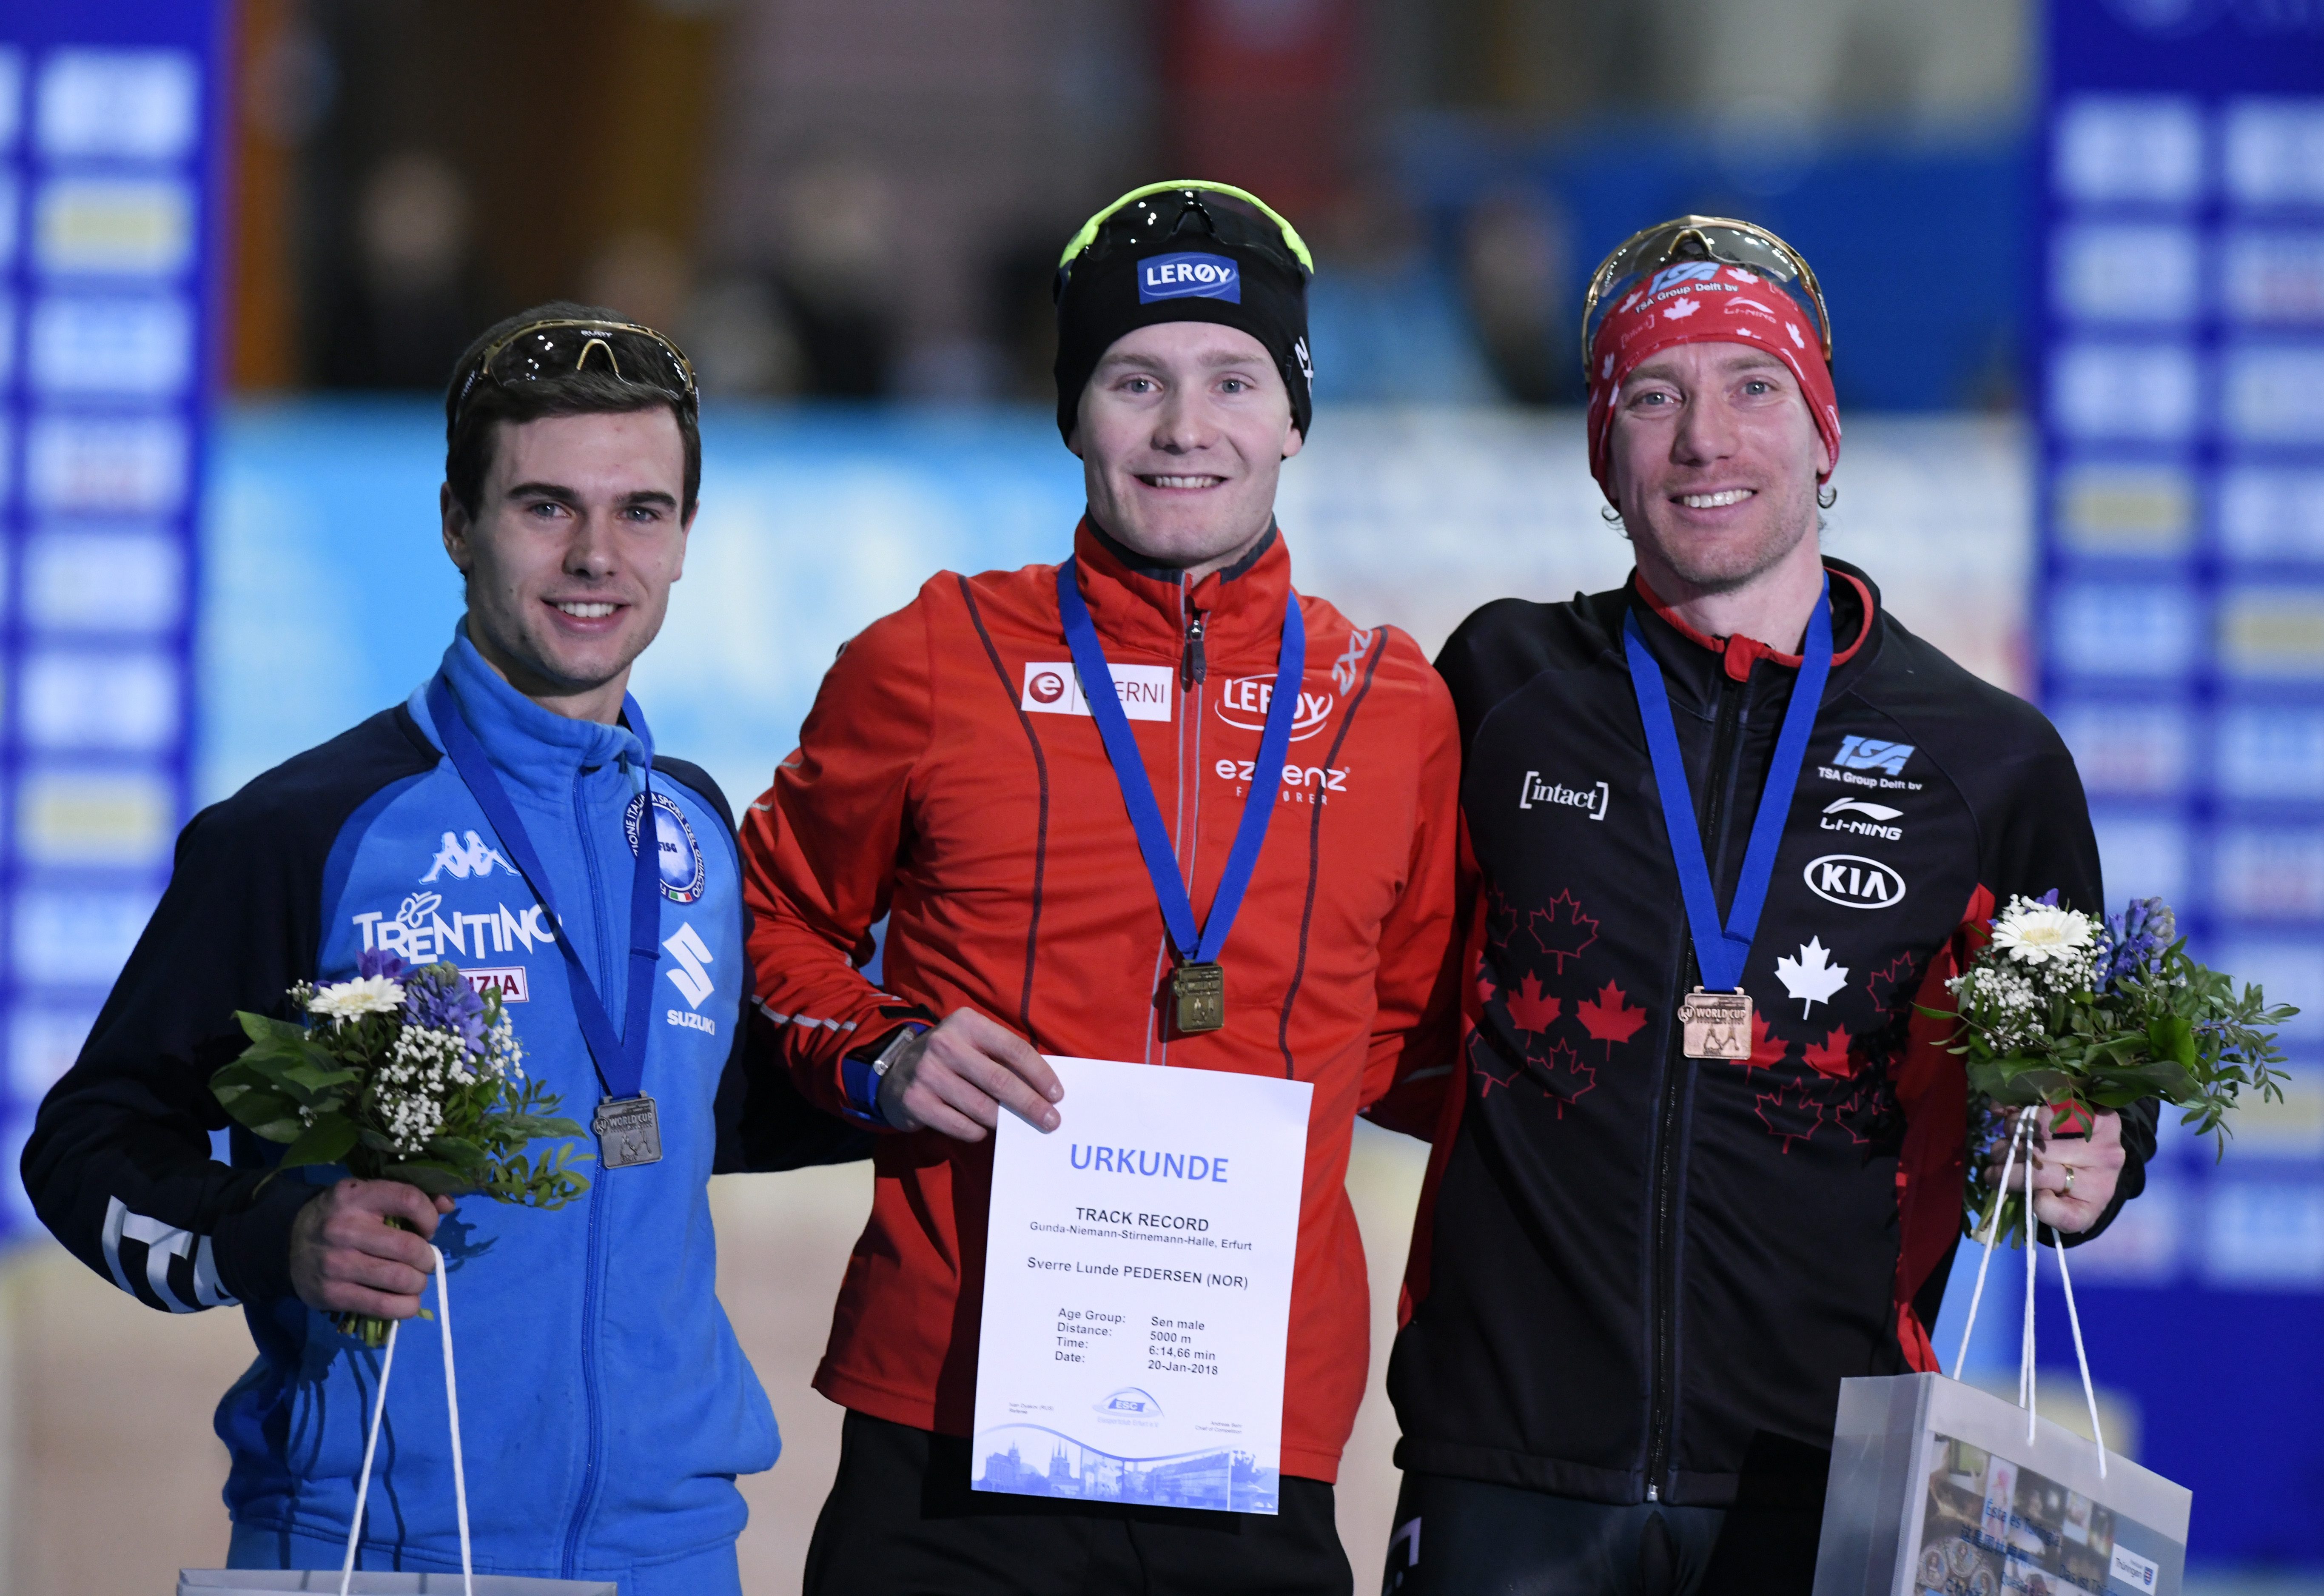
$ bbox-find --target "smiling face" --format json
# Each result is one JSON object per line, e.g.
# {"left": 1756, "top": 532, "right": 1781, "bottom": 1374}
{"left": 440, "top": 407, "right": 693, "bottom": 722}
{"left": 1605, "top": 339, "right": 1831, "bottom": 596}
{"left": 1071, "top": 321, "right": 1303, "bottom": 580}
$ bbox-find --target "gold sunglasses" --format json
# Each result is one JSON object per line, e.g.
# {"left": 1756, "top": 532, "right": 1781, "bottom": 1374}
{"left": 1581, "top": 215, "right": 1832, "bottom": 378}
{"left": 453, "top": 317, "right": 698, "bottom": 424}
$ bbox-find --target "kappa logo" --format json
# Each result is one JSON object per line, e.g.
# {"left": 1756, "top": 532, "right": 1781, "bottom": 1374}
{"left": 1804, "top": 853, "right": 1908, "bottom": 909}
{"left": 1831, "top": 735, "right": 1915, "bottom": 775}
{"left": 1138, "top": 251, "right": 1240, "bottom": 304}
{"left": 1331, "top": 628, "right": 1375, "bottom": 693}
{"left": 1820, "top": 796, "right": 1903, "bottom": 841}
{"left": 421, "top": 830, "right": 510, "bottom": 883}
{"left": 1519, "top": 772, "right": 1609, "bottom": 821}
{"left": 1021, "top": 661, "right": 1173, "bottom": 722}
{"left": 1214, "top": 676, "right": 1334, "bottom": 741}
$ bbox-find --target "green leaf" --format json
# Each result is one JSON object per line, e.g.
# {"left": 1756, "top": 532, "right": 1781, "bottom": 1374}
{"left": 2147, "top": 1015, "right": 2199, "bottom": 1069}
{"left": 384, "top": 1161, "right": 468, "bottom": 1197}
{"left": 236, "top": 1012, "right": 310, "bottom": 1048}
{"left": 277, "top": 1115, "right": 359, "bottom": 1170}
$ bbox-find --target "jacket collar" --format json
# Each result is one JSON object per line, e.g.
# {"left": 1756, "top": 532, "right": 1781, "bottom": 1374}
{"left": 1631, "top": 560, "right": 1877, "bottom": 683}
{"left": 1068, "top": 513, "right": 1293, "bottom": 666}
{"left": 421, "top": 621, "right": 649, "bottom": 805}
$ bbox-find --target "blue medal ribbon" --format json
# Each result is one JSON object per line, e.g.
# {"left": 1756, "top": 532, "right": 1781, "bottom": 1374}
{"left": 1055, "top": 557, "right": 1304, "bottom": 972}
{"left": 425, "top": 675, "right": 661, "bottom": 1103}
{"left": 1622, "top": 577, "right": 1833, "bottom": 993}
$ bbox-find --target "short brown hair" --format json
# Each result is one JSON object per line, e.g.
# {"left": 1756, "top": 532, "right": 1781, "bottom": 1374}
{"left": 443, "top": 301, "right": 701, "bottom": 519}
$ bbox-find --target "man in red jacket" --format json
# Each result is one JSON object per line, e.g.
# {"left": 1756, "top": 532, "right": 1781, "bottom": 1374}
{"left": 741, "top": 182, "right": 1461, "bottom": 1594}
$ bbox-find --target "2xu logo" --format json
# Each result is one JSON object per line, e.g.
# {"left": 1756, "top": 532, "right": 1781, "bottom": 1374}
{"left": 1804, "top": 853, "right": 1906, "bottom": 909}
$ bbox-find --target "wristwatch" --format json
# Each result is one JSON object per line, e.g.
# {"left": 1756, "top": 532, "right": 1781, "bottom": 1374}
{"left": 866, "top": 1023, "right": 926, "bottom": 1084}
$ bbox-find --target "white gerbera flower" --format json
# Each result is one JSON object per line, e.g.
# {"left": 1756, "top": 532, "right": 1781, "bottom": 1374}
{"left": 1991, "top": 903, "right": 2095, "bottom": 966}
{"left": 307, "top": 975, "right": 406, "bottom": 1020}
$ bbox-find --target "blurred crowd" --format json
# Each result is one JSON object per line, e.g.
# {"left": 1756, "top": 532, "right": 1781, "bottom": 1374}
{"left": 234, "top": 0, "right": 2029, "bottom": 408}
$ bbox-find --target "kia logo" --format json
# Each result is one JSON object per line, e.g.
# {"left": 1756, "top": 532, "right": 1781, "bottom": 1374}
{"left": 1804, "top": 854, "right": 1907, "bottom": 909}
{"left": 1029, "top": 671, "right": 1065, "bottom": 705}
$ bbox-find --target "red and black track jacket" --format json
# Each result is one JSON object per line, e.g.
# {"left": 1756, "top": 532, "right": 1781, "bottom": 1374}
{"left": 1387, "top": 559, "right": 2155, "bottom": 1509}
{"left": 741, "top": 520, "right": 1461, "bottom": 1483}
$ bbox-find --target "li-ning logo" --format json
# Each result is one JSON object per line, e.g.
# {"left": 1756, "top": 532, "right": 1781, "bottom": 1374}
{"left": 1520, "top": 772, "right": 1609, "bottom": 820}
{"left": 1831, "top": 736, "right": 1915, "bottom": 775}
{"left": 1138, "top": 251, "right": 1241, "bottom": 304}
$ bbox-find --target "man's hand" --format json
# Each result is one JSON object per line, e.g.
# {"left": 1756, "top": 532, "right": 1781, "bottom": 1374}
{"left": 877, "top": 1008, "right": 1062, "bottom": 1140}
{"left": 1979, "top": 1109, "right": 2126, "bottom": 1235}
{"left": 288, "top": 1178, "right": 456, "bottom": 1320}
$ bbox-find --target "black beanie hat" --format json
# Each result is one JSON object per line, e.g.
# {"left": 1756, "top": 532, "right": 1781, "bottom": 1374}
{"left": 1053, "top": 184, "right": 1313, "bottom": 444}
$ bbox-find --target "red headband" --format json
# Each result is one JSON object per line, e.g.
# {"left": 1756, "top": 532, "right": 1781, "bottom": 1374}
{"left": 1584, "top": 261, "right": 1842, "bottom": 499}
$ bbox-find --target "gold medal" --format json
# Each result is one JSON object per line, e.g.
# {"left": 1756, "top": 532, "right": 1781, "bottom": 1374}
{"left": 1172, "top": 962, "right": 1225, "bottom": 1034}
{"left": 1678, "top": 989, "right": 1752, "bottom": 1060}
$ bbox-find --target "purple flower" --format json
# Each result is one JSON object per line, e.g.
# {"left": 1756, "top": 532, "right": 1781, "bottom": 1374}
{"left": 2099, "top": 897, "right": 2176, "bottom": 989}
{"left": 359, "top": 948, "right": 408, "bottom": 981}
{"left": 400, "top": 964, "right": 487, "bottom": 1052}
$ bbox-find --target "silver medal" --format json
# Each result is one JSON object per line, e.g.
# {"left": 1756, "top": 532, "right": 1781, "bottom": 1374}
{"left": 1678, "top": 988, "right": 1753, "bottom": 1060}
{"left": 593, "top": 1094, "right": 664, "bottom": 1168}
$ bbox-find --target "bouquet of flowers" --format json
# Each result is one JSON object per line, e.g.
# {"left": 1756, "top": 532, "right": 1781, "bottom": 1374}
{"left": 1932, "top": 893, "right": 2296, "bottom": 1242}
{"left": 211, "top": 949, "right": 592, "bottom": 1343}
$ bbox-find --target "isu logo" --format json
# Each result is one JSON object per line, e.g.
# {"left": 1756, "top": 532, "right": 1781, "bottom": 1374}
{"left": 1214, "top": 676, "right": 1333, "bottom": 741}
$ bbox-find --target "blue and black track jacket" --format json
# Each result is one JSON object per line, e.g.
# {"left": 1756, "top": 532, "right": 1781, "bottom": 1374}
{"left": 22, "top": 627, "right": 864, "bottom": 1584}
{"left": 1389, "top": 561, "right": 2156, "bottom": 1512}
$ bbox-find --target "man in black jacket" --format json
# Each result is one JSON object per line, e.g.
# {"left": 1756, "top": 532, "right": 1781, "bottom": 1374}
{"left": 1381, "top": 218, "right": 2154, "bottom": 1594}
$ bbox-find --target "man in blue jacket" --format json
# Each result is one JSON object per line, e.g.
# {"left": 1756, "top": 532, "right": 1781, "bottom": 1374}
{"left": 21, "top": 303, "right": 860, "bottom": 1593}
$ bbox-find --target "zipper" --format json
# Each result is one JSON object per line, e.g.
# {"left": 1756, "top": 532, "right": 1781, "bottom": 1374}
{"left": 561, "top": 770, "right": 616, "bottom": 1573}
{"left": 1182, "top": 612, "right": 1208, "bottom": 689}
{"left": 1643, "top": 666, "right": 1749, "bottom": 1502}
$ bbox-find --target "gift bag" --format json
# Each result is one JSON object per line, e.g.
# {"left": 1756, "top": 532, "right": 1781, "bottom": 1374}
{"left": 178, "top": 1248, "right": 617, "bottom": 1596}
{"left": 1813, "top": 1111, "right": 2191, "bottom": 1596}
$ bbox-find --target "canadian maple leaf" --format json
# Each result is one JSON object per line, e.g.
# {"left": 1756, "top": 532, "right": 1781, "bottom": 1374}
{"left": 1526, "top": 890, "right": 1599, "bottom": 973}
{"left": 1575, "top": 981, "right": 1647, "bottom": 1058}
{"left": 1803, "top": 1026, "right": 1854, "bottom": 1080}
{"left": 1864, "top": 951, "right": 1921, "bottom": 1015}
{"left": 1729, "top": 1009, "right": 1789, "bottom": 1076}
{"left": 1755, "top": 1086, "right": 1826, "bottom": 1153}
{"left": 1536, "top": 1035, "right": 1597, "bottom": 1112}
{"left": 1467, "top": 1030, "right": 1523, "bottom": 1099}
{"left": 1505, "top": 973, "right": 1561, "bottom": 1034}
{"left": 1774, "top": 937, "right": 1849, "bottom": 1017}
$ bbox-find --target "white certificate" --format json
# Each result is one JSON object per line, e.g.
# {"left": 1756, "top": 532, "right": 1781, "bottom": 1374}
{"left": 971, "top": 1055, "right": 1312, "bottom": 1514}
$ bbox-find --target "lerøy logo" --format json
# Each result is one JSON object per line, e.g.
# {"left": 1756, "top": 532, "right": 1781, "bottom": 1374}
{"left": 1215, "top": 676, "right": 1333, "bottom": 741}
{"left": 1831, "top": 735, "right": 1914, "bottom": 776}
{"left": 1519, "top": 772, "right": 1609, "bottom": 821}
{"left": 422, "top": 830, "right": 510, "bottom": 883}
{"left": 1138, "top": 252, "right": 1240, "bottom": 304}
{"left": 1804, "top": 854, "right": 1907, "bottom": 909}
{"left": 625, "top": 791, "right": 706, "bottom": 903}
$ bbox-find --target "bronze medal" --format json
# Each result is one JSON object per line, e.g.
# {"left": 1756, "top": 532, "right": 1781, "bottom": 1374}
{"left": 1172, "top": 961, "right": 1226, "bottom": 1034}
{"left": 593, "top": 1094, "right": 664, "bottom": 1168}
{"left": 1678, "top": 989, "right": 1752, "bottom": 1060}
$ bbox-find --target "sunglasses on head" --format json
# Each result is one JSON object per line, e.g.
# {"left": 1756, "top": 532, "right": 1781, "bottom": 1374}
{"left": 1057, "top": 179, "right": 1313, "bottom": 288}
{"left": 451, "top": 318, "right": 698, "bottom": 429}
{"left": 1581, "top": 215, "right": 1832, "bottom": 376}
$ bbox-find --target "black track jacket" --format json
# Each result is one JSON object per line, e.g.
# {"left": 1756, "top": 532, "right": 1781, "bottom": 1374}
{"left": 1386, "top": 559, "right": 2155, "bottom": 1510}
